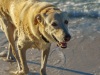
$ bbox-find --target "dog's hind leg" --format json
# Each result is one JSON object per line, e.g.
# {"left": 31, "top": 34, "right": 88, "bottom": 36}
{"left": 1, "top": 25, "right": 17, "bottom": 62}
{"left": 6, "top": 43, "right": 15, "bottom": 62}
{"left": 0, "top": 18, "right": 16, "bottom": 62}
{"left": 4, "top": 25, "right": 24, "bottom": 75}
{"left": 3, "top": 23, "right": 21, "bottom": 69}
{"left": 0, "top": 29, "right": 16, "bottom": 62}
{"left": 40, "top": 44, "right": 51, "bottom": 75}
{"left": 6, "top": 29, "right": 18, "bottom": 62}
{"left": 0, "top": 43, "right": 15, "bottom": 62}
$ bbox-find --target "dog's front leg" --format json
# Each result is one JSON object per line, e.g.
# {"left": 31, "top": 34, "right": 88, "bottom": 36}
{"left": 40, "top": 45, "right": 51, "bottom": 75}
{"left": 17, "top": 44, "right": 29, "bottom": 74}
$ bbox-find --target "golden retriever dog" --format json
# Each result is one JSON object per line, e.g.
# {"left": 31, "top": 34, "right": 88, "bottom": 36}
{"left": 0, "top": 0, "right": 71, "bottom": 75}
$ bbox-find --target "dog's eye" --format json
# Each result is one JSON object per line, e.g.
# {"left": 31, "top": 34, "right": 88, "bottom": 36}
{"left": 64, "top": 20, "right": 68, "bottom": 25}
{"left": 52, "top": 22, "right": 57, "bottom": 27}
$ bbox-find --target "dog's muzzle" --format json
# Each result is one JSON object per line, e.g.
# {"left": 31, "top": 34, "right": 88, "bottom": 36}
{"left": 53, "top": 34, "right": 71, "bottom": 48}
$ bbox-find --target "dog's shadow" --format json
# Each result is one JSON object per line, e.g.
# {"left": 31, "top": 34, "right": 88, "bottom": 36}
{"left": 27, "top": 60, "right": 94, "bottom": 75}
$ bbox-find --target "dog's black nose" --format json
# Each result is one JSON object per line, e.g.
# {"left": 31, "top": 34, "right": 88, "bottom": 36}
{"left": 64, "top": 34, "right": 71, "bottom": 42}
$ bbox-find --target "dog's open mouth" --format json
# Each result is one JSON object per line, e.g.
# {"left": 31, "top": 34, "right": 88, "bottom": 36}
{"left": 57, "top": 42, "right": 67, "bottom": 48}
{"left": 52, "top": 35, "right": 67, "bottom": 48}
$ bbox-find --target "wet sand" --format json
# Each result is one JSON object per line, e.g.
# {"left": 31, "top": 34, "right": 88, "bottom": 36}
{"left": 0, "top": 18, "right": 100, "bottom": 75}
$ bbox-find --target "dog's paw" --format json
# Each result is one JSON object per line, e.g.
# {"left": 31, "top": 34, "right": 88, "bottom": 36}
{"left": 10, "top": 71, "right": 18, "bottom": 75}
{"left": 3, "top": 58, "right": 16, "bottom": 62}
{"left": 10, "top": 70, "right": 32, "bottom": 75}
{"left": 10, "top": 70, "right": 25, "bottom": 75}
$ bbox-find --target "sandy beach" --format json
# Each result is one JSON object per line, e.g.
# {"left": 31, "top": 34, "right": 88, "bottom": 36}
{"left": 0, "top": 18, "right": 100, "bottom": 75}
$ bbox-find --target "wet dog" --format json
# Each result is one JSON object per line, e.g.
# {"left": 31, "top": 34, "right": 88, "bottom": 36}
{"left": 0, "top": 0, "right": 71, "bottom": 75}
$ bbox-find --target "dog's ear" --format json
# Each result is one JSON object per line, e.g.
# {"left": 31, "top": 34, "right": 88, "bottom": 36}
{"left": 34, "top": 14, "right": 41, "bottom": 25}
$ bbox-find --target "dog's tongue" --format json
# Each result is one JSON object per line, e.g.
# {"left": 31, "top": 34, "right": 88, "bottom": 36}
{"left": 57, "top": 42, "right": 67, "bottom": 48}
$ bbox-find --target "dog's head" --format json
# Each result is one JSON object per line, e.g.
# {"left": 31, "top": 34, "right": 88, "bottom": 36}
{"left": 35, "top": 8, "right": 71, "bottom": 48}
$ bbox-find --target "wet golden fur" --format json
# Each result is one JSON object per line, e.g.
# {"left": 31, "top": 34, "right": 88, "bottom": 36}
{"left": 0, "top": 0, "right": 70, "bottom": 75}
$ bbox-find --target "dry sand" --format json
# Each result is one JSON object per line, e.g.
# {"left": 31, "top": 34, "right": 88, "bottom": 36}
{"left": 0, "top": 18, "right": 100, "bottom": 75}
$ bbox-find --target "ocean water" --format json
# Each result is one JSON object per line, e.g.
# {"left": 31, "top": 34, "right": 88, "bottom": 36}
{"left": 45, "top": 0, "right": 100, "bottom": 18}
{"left": 0, "top": 1, "right": 100, "bottom": 75}
{"left": 44, "top": 0, "right": 100, "bottom": 41}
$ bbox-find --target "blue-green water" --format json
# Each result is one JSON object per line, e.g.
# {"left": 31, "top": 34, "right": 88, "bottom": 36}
{"left": 44, "top": 0, "right": 100, "bottom": 18}
{"left": 43, "top": 0, "right": 100, "bottom": 42}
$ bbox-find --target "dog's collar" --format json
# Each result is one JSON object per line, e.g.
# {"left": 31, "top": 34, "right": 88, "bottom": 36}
{"left": 41, "top": 35, "right": 49, "bottom": 43}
